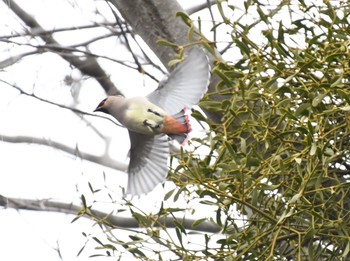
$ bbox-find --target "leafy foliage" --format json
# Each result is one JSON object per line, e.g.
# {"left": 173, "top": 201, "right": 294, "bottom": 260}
{"left": 86, "top": 1, "right": 350, "bottom": 260}
{"left": 193, "top": 1, "right": 350, "bottom": 259}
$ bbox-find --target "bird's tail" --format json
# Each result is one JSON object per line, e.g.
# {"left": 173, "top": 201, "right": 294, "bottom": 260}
{"left": 162, "top": 108, "right": 191, "bottom": 145}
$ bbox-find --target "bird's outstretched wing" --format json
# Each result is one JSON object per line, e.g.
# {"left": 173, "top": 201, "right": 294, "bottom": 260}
{"left": 147, "top": 47, "right": 211, "bottom": 115}
{"left": 127, "top": 131, "right": 169, "bottom": 195}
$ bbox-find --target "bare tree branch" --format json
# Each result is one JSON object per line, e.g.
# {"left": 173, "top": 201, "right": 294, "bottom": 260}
{"left": 0, "top": 50, "right": 38, "bottom": 69}
{"left": 186, "top": 0, "right": 217, "bottom": 15}
{"left": 3, "top": 0, "right": 121, "bottom": 95}
{"left": 0, "top": 134, "right": 128, "bottom": 171}
{"left": 0, "top": 194, "right": 221, "bottom": 233}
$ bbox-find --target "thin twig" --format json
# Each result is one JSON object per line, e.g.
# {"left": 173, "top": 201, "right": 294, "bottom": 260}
{"left": 186, "top": 0, "right": 217, "bottom": 15}
{"left": 2, "top": 0, "right": 120, "bottom": 95}
{"left": 106, "top": 0, "right": 144, "bottom": 74}
{"left": 0, "top": 78, "right": 122, "bottom": 126}
{"left": 0, "top": 22, "right": 119, "bottom": 40}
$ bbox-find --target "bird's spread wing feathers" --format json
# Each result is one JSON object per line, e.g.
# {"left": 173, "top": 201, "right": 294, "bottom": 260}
{"left": 147, "top": 47, "right": 211, "bottom": 115}
{"left": 127, "top": 131, "right": 169, "bottom": 195}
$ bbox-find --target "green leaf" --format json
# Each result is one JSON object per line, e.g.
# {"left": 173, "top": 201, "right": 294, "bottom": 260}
{"left": 256, "top": 5, "right": 268, "bottom": 24}
{"left": 176, "top": 11, "right": 192, "bottom": 26}
{"left": 191, "top": 109, "right": 207, "bottom": 121}
{"left": 342, "top": 239, "right": 350, "bottom": 258}
{"left": 191, "top": 218, "right": 207, "bottom": 228}
{"left": 71, "top": 215, "right": 81, "bottom": 224}
{"left": 81, "top": 194, "right": 87, "bottom": 209}
{"left": 302, "top": 227, "right": 315, "bottom": 245}
{"left": 224, "top": 71, "right": 244, "bottom": 78}
{"left": 212, "top": 67, "right": 234, "bottom": 88}
{"left": 88, "top": 182, "right": 94, "bottom": 193}
{"left": 166, "top": 207, "right": 186, "bottom": 213}
{"left": 240, "top": 137, "right": 247, "bottom": 154}
{"left": 129, "top": 248, "right": 146, "bottom": 258}
{"left": 330, "top": 75, "right": 343, "bottom": 88}
{"left": 234, "top": 38, "right": 250, "bottom": 56}
{"left": 216, "top": 209, "right": 223, "bottom": 227}
{"left": 312, "top": 93, "right": 327, "bottom": 107}
{"left": 174, "top": 186, "right": 185, "bottom": 202}
{"left": 164, "top": 189, "right": 175, "bottom": 201}
{"left": 132, "top": 212, "right": 151, "bottom": 227}
{"left": 168, "top": 58, "right": 184, "bottom": 67}
{"left": 282, "top": 108, "right": 298, "bottom": 120}
{"left": 277, "top": 208, "right": 295, "bottom": 224}
{"left": 200, "top": 200, "right": 216, "bottom": 206}
{"left": 276, "top": 98, "right": 292, "bottom": 108}
{"left": 246, "top": 155, "right": 260, "bottom": 167}
{"left": 76, "top": 244, "right": 86, "bottom": 257}
{"left": 198, "top": 100, "right": 223, "bottom": 112}
{"left": 187, "top": 23, "right": 194, "bottom": 41}
{"left": 224, "top": 141, "right": 236, "bottom": 156}
{"left": 310, "top": 143, "right": 317, "bottom": 156}
{"left": 156, "top": 39, "right": 178, "bottom": 48}
{"left": 216, "top": 0, "right": 230, "bottom": 24}
{"left": 289, "top": 191, "right": 303, "bottom": 204}
{"left": 92, "top": 237, "right": 104, "bottom": 246}
{"left": 218, "top": 182, "right": 230, "bottom": 191}
{"left": 129, "top": 235, "right": 144, "bottom": 242}
{"left": 295, "top": 103, "right": 311, "bottom": 117}
{"left": 277, "top": 21, "right": 285, "bottom": 44}
{"left": 175, "top": 227, "right": 183, "bottom": 246}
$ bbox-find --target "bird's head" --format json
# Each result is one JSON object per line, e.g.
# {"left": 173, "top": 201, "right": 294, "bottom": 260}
{"left": 94, "top": 95, "right": 125, "bottom": 115}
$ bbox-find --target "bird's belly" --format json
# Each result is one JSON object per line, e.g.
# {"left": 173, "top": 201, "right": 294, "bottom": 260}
{"left": 123, "top": 106, "right": 165, "bottom": 135}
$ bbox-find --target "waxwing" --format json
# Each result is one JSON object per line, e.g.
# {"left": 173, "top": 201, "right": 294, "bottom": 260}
{"left": 94, "top": 47, "right": 210, "bottom": 196}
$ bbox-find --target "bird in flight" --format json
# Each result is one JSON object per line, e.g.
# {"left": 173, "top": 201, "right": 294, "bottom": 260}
{"left": 94, "top": 47, "right": 210, "bottom": 196}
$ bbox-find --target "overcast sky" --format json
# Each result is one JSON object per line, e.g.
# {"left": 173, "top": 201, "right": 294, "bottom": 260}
{"left": 0, "top": 0, "right": 226, "bottom": 260}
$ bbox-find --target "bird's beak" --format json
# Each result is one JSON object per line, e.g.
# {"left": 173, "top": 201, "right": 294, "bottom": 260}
{"left": 94, "top": 98, "right": 108, "bottom": 113}
{"left": 93, "top": 105, "right": 108, "bottom": 113}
